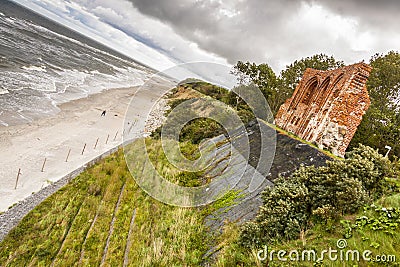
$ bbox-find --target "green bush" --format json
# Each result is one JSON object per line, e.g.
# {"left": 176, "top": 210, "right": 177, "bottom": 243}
{"left": 175, "top": 171, "right": 204, "bottom": 187}
{"left": 295, "top": 163, "right": 368, "bottom": 215}
{"left": 345, "top": 144, "right": 392, "bottom": 197}
{"left": 179, "top": 118, "right": 226, "bottom": 144}
{"left": 240, "top": 179, "right": 309, "bottom": 248}
{"left": 239, "top": 144, "right": 394, "bottom": 248}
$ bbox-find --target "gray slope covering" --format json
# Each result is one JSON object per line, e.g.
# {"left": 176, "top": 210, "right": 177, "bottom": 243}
{"left": 205, "top": 120, "right": 332, "bottom": 232}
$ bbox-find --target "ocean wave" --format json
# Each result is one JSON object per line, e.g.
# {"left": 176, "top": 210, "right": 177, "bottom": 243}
{"left": 21, "top": 65, "right": 47, "bottom": 72}
{"left": 0, "top": 9, "right": 154, "bottom": 127}
{"left": 0, "top": 88, "right": 9, "bottom": 95}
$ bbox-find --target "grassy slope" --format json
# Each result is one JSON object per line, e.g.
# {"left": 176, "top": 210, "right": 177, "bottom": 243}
{"left": 1, "top": 82, "right": 398, "bottom": 266}
{"left": 0, "top": 82, "right": 230, "bottom": 266}
{"left": 0, "top": 145, "right": 240, "bottom": 266}
{"left": 0, "top": 82, "right": 237, "bottom": 266}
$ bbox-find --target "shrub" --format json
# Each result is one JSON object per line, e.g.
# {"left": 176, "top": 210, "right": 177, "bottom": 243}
{"left": 179, "top": 118, "right": 226, "bottom": 144}
{"left": 239, "top": 144, "right": 393, "bottom": 248}
{"left": 345, "top": 144, "right": 392, "bottom": 197}
{"left": 240, "top": 179, "right": 309, "bottom": 247}
{"left": 175, "top": 171, "right": 203, "bottom": 187}
{"left": 295, "top": 163, "right": 368, "bottom": 215}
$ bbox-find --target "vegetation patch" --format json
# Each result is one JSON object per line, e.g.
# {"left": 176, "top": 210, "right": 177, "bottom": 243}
{"left": 1, "top": 52, "right": 400, "bottom": 266}
{"left": 0, "top": 148, "right": 244, "bottom": 266}
{"left": 239, "top": 145, "right": 396, "bottom": 248}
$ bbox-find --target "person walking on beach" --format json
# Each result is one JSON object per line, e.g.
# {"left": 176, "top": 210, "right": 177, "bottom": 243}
{"left": 101, "top": 110, "right": 106, "bottom": 117}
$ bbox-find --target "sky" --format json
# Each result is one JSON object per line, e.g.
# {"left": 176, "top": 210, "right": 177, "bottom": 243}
{"left": 12, "top": 0, "right": 400, "bottom": 73}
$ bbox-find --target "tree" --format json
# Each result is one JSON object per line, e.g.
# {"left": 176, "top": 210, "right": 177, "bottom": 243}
{"left": 231, "top": 61, "right": 279, "bottom": 99}
{"left": 279, "top": 54, "right": 344, "bottom": 92}
{"left": 350, "top": 51, "right": 400, "bottom": 158}
{"left": 231, "top": 54, "right": 344, "bottom": 115}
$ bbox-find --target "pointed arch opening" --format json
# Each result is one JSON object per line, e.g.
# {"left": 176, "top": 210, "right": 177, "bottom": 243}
{"left": 331, "top": 73, "right": 344, "bottom": 98}
{"left": 301, "top": 78, "right": 318, "bottom": 105}
{"left": 316, "top": 77, "right": 331, "bottom": 106}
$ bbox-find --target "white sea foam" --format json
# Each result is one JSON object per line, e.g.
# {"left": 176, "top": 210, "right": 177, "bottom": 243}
{"left": 23, "top": 17, "right": 142, "bottom": 70}
{"left": 22, "top": 65, "right": 47, "bottom": 72}
{"left": 0, "top": 11, "right": 153, "bottom": 127}
{"left": 4, "top": 17, "right": 16, "bottom": 24}
{"left": 0, "top": 88, "right": 9, "bottom": 95}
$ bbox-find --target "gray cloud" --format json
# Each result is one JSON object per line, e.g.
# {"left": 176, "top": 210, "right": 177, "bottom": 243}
{"left": 127, "top": 0, "right": 304, "bottom": 65}
{"left": 311, "top": 0, "right": 400, "bottom": 29}
{"left": 20, "top": 0, "right": 400, "bottom": 72}
{"left": 126, "top": 0, "right": 400, "bottom": 70}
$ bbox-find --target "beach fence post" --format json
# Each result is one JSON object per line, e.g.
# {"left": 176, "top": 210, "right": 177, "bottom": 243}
{"left": 15, "top": 168, "right": 21, "bottom": 190}
{"left": 114, "top": 131, "right": 118, "bottom": 141}
{"left": 65, "top": 149, "right": 71, "bottom": 162}
{"left": 94, "top": 138, "right": 99, "bottom": 149}
{"left": 41, "top": 158, "right": 47, "bottom": 172}
{"left": 81, "top": 143, "right": 87, "bottom": 155}
{"left": 105, "top": 134, "right": 110, "bottom": 145}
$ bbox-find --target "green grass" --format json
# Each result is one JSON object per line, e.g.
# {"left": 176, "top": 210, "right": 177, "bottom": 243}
{"left": 211, "top": 192, "right": 400, "bottom": 266}
{"left": 142, "top": 137, "right": 205, "bottom": 187}
{"left": 0, "top": 148, "right": 243, "bottom": 266}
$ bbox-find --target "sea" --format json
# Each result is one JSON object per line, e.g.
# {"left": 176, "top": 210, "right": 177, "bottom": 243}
{"left": 0, "top": 0, "right": 155, "bottom": 126}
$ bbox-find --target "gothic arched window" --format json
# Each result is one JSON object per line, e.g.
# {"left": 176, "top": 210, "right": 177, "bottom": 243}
{"left": 301, "top": 79, "right": 318, "bottom": 105}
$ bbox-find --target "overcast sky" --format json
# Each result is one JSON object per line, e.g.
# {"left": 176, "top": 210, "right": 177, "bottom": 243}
{"left": 13, "top": 0, "right": 400, "bottom": 73}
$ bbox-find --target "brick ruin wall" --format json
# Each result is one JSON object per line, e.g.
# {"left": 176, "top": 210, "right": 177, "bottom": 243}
{"left": 275, "top": 63, "right": 372, "bottom": 156}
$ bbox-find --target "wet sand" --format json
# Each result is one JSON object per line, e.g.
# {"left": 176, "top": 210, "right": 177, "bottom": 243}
{"left": 0, "top": 78, "right": 174, "bottom": 212}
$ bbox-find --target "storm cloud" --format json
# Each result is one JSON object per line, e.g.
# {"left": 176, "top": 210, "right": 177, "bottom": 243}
{"left": 14, "top": 0, "right": 400, "bottom": 71}
{"left": 126, "top": 0, "right": 400, "bottom": 69}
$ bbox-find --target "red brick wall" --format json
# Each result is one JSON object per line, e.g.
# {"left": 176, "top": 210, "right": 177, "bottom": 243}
{"left": 275, "top": 63, "right": 372, "bottom": 156}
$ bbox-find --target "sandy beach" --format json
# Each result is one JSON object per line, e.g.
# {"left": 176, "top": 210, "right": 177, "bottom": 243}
{"left": 0, "top": 77, "right": 174, "bottom": 212}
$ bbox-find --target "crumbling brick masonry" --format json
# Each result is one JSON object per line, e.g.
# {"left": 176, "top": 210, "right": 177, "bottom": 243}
{"left": 275, "top": 63, "right": 372, "bottom": 156}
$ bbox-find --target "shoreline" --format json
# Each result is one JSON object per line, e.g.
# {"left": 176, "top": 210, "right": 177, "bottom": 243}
{"left": 0, "top": 78, "right": 174, "bottom": 213}
{"left": 0, "top": 86, "right": 137, "bottom": 212}
{"left": 0, "top": 144, "right": 122, "bottom": 242}
{"left": 0, "top": 85, "right": 138, "bottom": 138}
